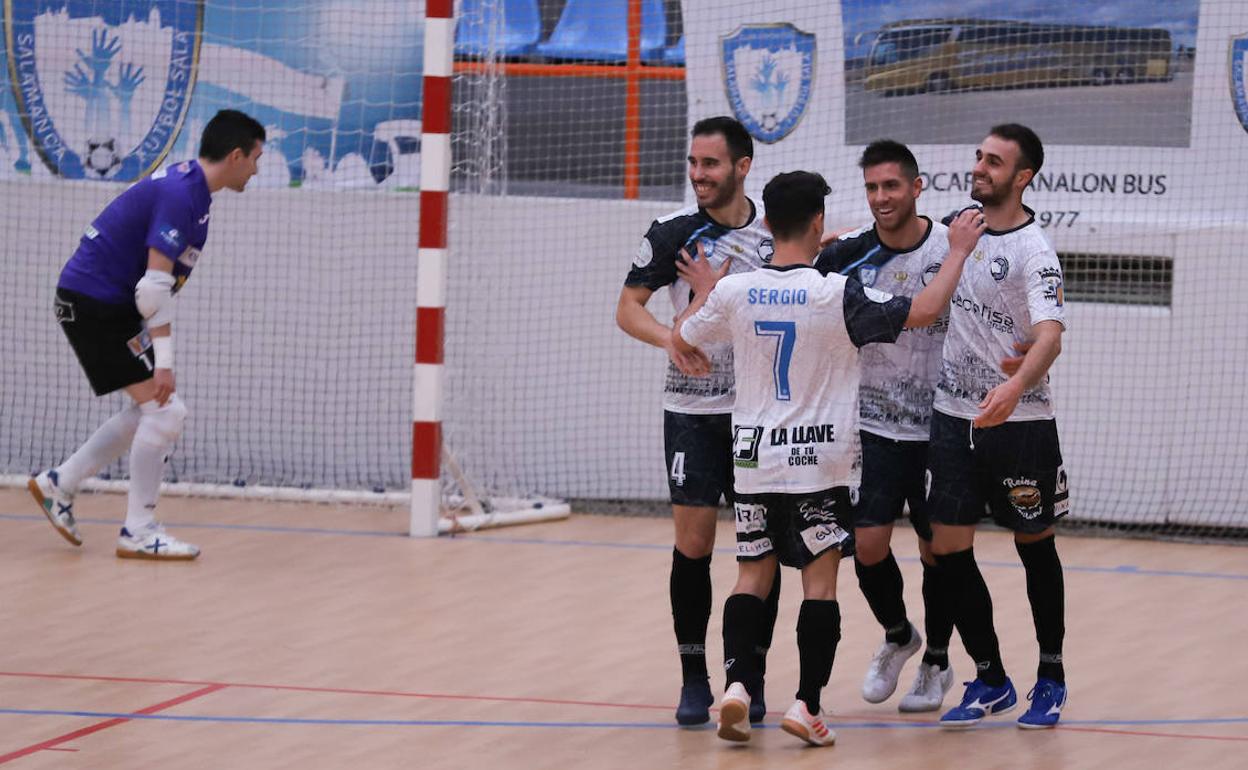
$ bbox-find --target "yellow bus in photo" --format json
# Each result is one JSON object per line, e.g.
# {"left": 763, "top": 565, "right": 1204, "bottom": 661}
{"left": 862, "top": 19, "right": 1174, "bottom": 95}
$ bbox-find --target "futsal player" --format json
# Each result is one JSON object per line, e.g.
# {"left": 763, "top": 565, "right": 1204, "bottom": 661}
{"left": 29, "top": 109, "right": 266, "bottom": 560}
{"left": 814, "top": 140, "right": 956, "bottom": 712}
{"left": 615, "top": 116, "right": 781, "bottom": 725}
{"left": 928, "top": 124, "right": 1070, "bottom": 729}
{"left": 673, "top": 170, "right": 984, "bottom": 746}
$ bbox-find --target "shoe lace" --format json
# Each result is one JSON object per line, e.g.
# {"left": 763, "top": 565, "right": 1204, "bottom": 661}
{"left": 912, "top": 665, "right": 936, "bottom": 691}
{"left": 869, "top": 643, "right": 900, "bottom": 676}
{"left": 1027, "top": 680, "right": 1057, "bottom": 705}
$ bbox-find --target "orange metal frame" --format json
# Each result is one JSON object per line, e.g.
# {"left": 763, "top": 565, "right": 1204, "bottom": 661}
{"left": 452, "top": 0, "right": 685, "bottom": 199}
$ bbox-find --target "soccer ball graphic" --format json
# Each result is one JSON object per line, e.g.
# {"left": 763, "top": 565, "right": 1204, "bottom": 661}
{"left": 84, "top": 137, "right": 121, "bottom": 177}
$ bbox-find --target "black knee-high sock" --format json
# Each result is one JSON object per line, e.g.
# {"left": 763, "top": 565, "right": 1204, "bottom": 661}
{"left": 855, "top": 550, "right": 911, "bottom": 644}
{"left": 936, "top": 548, "right": 1006, "bottom": 686}
{"left": 756, "top": 563, "right": 782, "bottom": 679}
{"left": 1015, "top": 536, "right": 1065, "bottom": 683}
{"left": 723, "top": 593, "right": 765, "bottom": 691}
{"left": 920, "top": 558, "right": 954, "bottom": 669}
{"left": 671, "top": 548, "right": 712, "bottom": 683}
{"left": 796, "top": 599, "right": 841, "bottom": 715}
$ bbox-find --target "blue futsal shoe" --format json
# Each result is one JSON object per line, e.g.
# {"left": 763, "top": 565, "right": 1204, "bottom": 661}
{"left": 939, "top": 677, "right": 1017, "bottom": 729}
{"left": 1018, "top": 678, "right": 1067, "bottom": 729}
{"left": 675, "top": 679, "right": 713, "bottom": 726}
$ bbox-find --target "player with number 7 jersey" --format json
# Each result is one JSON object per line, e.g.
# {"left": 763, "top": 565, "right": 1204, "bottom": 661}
{"left": 673, "top": 171, "right": 983, "bottom": 749}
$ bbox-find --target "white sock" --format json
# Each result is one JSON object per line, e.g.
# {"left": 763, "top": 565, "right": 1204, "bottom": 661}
{"left": 55, "top": 404, "right": 142, "bottom": 495}
{"left": 124, "top": 398, "right": 187, "bottom": 533}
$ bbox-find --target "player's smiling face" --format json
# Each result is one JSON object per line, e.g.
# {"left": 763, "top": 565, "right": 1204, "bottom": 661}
{"left": 688, "top": 133, "right": 745, "bottom": 211}
{"left": 862, "top": 161, "right": 920, "bottom": 233}
{"left": 971, "top": 135, "right": 1024, "bottom": 206}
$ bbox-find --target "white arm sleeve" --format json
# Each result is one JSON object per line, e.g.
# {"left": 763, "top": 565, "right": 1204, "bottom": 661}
{"left": 135, "top": 269, "right": 176, "bottom": 327}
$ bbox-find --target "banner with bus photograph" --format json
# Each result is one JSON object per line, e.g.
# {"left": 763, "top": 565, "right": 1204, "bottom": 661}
{"left": 685, "top": 0, "right": 1248, "bottom": 234}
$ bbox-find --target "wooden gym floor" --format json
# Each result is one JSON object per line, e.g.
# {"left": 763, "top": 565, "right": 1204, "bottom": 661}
{"left": 0, "top": 488, "right": 1245, "bottom": 769}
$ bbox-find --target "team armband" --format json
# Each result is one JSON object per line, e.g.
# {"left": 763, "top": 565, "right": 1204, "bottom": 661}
{"left": 135, "top": 269, "right": 176, "bottom": 327}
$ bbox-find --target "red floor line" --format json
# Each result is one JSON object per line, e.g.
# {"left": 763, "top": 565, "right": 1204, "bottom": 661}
{"left": 0, "top": 684, "right": 226, "bottom": 765}
{"left": 0, "top": 670, "right": 938, "bottom": 725}
{"left": 1059, "top": 725, "right": 1248, "bottom": 742}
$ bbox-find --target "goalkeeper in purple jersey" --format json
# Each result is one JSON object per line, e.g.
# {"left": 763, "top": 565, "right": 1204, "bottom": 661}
{"left": 28, "top": 109, "right": 265, "bottom": 561}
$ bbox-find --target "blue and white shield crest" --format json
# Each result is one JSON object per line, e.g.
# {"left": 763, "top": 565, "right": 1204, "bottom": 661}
{"left": 4, "top": 0, "right": 202, "bottom": 180}
{"left": 721, "top": 23, "right": 815, "bottom": 144}
{"left": 858, "top": 264, "right": 878, "bottom": 287}
{"left": 1231, "top": 33, "right": 1248, "bottom": 135}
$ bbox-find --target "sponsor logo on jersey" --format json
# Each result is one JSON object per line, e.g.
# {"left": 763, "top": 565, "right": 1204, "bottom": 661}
{"left": 198, "top": 213, "right": 210, "bottom": 225}
{"left": 951, "top": 292, "right": 1015, "bottom": 333}
{"left": 734, "top": 502, "right": 767, "bottom": 534}
{"left": 721, "top": 23, "right": 815, "bottom": 144}
{"left": 633, "top": 237, "right": 654, "bottom": 268}
{"left": 732, "top": 425, "right": 763, "bottom": 468}
{"left": 1232, "top": 33, "right": 1248, "bottom": 135}
{"left": 990, "top": 256, "right": 1010, "bottom": 281}
{"left": 126, "top": 328, "right": 152, "bottom": 356}
{"left": 54, "top": 295, "right": 75, "bottom": 323}
{"left": 1038, "top": 267, "right": 1064, "bottom": 306}
{"left": 178, "top": 246, "right": 200, "bottom": 268}
{"left": 1004, "top": 477, "right": 1043, "bottom": 519}
{"left": 858, "top": 264, "right": 879, "bottom": 287}
{"left": 5, "top": 0, "right": 204, "bottom": 181}
{"left": 757, "top": 237, "right": 775, "bottom": 263}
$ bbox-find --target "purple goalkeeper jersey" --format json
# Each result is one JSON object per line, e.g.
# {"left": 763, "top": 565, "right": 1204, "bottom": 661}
{"left": 58, "top": 160, "right": 212, "bottom": 305}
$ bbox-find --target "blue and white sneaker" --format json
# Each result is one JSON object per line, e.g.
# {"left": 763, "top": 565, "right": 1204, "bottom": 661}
{"left": 28, "top": 469, "right": 82, "bottom": 546}
{"left": 1018, "top": 678, "right": 1067, "bottom": 729}
{"left": 675, "top": 678, "right": 713, "bottom": 726}
{"left": 939, "top": 677, "right": 1017, "bottom": 729}
{"left": 116, "top": 524, "right": 200, "bottom": 561}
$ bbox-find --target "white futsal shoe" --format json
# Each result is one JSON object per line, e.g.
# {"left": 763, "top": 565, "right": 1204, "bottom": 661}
{"left": 780, "top": 700, "right": 836, "bottom": 746}
{"left": 28, "top": 469, "right": 82, "bottom": 546}
{"left": 862, "top": 623, "right": 922, "bottom": 703}
{"left": 899, "top": 662, "right": 955, "bottom": 712}
{"left": 716, "top": 682, "right": 752, "bottom": 742}
{"left": 116, "top": 523, "right": 200, "bottom": 561}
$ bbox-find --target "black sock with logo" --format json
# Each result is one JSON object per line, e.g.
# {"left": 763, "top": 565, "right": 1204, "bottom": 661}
{"left": 936, "top": 548, "right": 1006, "bottom": 687}
{"left": 671, "top": 548, "right": 712, "bottom": 683}
{"left": 1016, "top": 535, "right": 1066, "bottom": 683}
{"left": 855, "top": 550, "right": 911, "bottom": 645}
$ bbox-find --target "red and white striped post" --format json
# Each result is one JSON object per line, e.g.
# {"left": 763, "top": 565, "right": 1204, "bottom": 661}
{"left": 412, "top": 0, "right": 454, "bottom": 537}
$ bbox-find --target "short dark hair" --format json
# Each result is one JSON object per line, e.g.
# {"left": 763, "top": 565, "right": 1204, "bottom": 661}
{"left": 199, "top": 110, "right": 266, "bottom": 162}
{"left": 763, "top": 171, "right": 829, "bottom": 241}
{"left": 691, "top": 116, "right": 753, "bottom": 162}
{"left": 859, "top": 139, "right": 919, "bottom": 179}
{"left": 989, "top": 123, "right": 1044, "bottom": 175}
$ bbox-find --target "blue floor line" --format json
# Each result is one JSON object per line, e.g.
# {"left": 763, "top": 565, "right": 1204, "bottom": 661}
{"left": 3, "top": 512, "right": 1246, "bottom": 582}
{"left": 1, "top": 708, "right": 1246, "bottom": 730}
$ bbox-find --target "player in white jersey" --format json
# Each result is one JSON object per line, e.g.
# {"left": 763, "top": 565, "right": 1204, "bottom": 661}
{"left": 929, "top": 124, "right": 1071, "bottom": 730}
{"left": 615, "top": 117, "right": 780, "bottom": 726}
{"left": 814, "top": 140, "right": 956, "bottom": 712}
{"left": 674, "top": 171, "right": 985, "bottom": 747}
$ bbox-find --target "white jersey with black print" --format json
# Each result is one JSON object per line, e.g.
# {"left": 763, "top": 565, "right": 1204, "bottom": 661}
{"left": 680, "top": 264, "right": 912, "bottom": 495}
{"left": 815, "top": 217, "right": 950, "bottom": 441}
{"left": 625, "top": 198, "right": 774, "bottom": 414}
{"left": 934, "top": 207, "right": 1067, "bottom": 422}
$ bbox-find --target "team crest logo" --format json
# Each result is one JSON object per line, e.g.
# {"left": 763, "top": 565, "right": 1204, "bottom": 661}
{"left": 1231, "top": 33, "right": 1248, "bottom": 135}
{"left": 757, "top": 237, "right": 774, "bottom": 263}
{"left": 858, "top": 264, "right": 879, "bottom": 287}
{"left": 4, "top": 0, "right": 203, "bottom": 180}
{"left": 990, "top": 256, "right": 1010, "bottom": 281}
{"left": 721, "top": 23, "right": 815, "bottom": 144}
{"left": 921, "top": 262, "right": 941, "bottom": 286}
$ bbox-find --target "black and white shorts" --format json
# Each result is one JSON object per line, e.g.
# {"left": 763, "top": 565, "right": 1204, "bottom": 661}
{"left": 55, "top": 288, "right": 154, "bottom": 396}
{"left": 927, "top": 411, "right": 1070, "bottom": 535}
{"left": 733, "top": 487, "right": 855, "bottom": 569}
{"left": 854, "top": 430, "right": 933, "bottom": 542}
{"left": 664, "top": 410, "right": 734, "bottom": 507}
